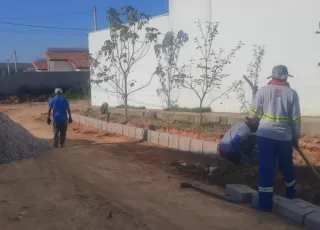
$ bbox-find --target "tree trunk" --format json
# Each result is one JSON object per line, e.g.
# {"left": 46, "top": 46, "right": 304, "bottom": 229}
{"left": 87, "top": 79, "right": 92, "bottom": 108}
{"left": 124, "top": 94, "right": 128, "bottom": 121}
{"left": 167, "top": 92, "right": 171, "bottom": 108}
{"left": 199, "top": 100, "right": 203, "bottom": 126}
{"left": 124, "top": 76, "right": 128, "bottom": 121}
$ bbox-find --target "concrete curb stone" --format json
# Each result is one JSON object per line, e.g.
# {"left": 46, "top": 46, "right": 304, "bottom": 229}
{"left": 159, "top": 132, "right": 170, "bottom": 147}
{"left": 226, "top": 184, "right": 256, "bottom": 203}
{"left": 148, "top": 130, "right": 160, "bottom": 144}
{"left": 115, "top": 124, "right": 123, "bottom": 135}
{"left": 101, "top": 121, "right": 107, "bottom": 130}
{"left": 97, "top": 120, "right": 103, "bottom": 129}
{"left": 168, "top": 134, "right": 179, "bottom": 150}
{"left": 106, "top": 123, "right": 116, "bottom": 133}
{"left": 72, "top": 113, "right": 79, "bottom": 123}
{"left": 178, "top": 136, "right": 191, "bottom": 152}
{"left": 202, "top": 141, "right": 218, "bottom": 157}
{"left": 84, "top": 116, "right": 89, "bottom": 125}
{"left": 79, "top": 115, "right": 86, "bottom": 125}
{"left": 89, "top": 117, "right": 97, "bottom": 127}
{"left": 135, "top": 128, "right": 145, "bottom": 140}
{"left": 189, "top": 139, "right": 204, "bottom": 154}
{"left": 86, "top": 117, "right": 92, "bottom": 126}
{"left": 122, "top": 125, "right": 130, "bottom": 137}
{"left": 273, "top": 196, "right": 316, "bottom": 225}
{"left": 305, "top": 212, "right": 320, "bottom": 230}
{"left": 128, "top": 127, "right": 136, "bottom": 138}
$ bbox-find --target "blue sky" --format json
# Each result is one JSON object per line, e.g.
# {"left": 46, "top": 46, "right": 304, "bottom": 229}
{"left": 0, "top": 0, "right": 168, "bottom": 63}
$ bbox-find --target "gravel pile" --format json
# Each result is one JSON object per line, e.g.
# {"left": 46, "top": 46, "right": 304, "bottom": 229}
{"left": 0, "top": 112, "right": 51, "bottom": 164}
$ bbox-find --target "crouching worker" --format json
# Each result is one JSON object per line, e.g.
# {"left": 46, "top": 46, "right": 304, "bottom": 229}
{"left": 47, "top": 88, "right": 72, "bottom": 148}
{"left": 217, "top": 117, "right": 259, "bottom": 164}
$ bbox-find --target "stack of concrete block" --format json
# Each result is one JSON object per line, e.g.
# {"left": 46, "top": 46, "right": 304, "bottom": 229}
{"left": 226, "top": 183, "right": 320, "bottom": 229}
{"left": 73, "top": 114, "right": 220, "bottom": 157}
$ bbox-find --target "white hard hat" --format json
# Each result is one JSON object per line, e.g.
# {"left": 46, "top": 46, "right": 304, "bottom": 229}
{"left": 55, "top": 88, "right": 63, "bottom": 94}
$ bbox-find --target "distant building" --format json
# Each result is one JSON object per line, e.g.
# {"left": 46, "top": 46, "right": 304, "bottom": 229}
{"left": 0, "top": 62, "right": 33, "bottom": 76}
{"left": 32, "top": 59, "right": 48, "bottom": 72}
{"left": 32, "top": 48, "right": 89, "bottom": 72}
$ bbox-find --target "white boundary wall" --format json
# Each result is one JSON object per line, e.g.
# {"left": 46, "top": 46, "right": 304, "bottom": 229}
{"left": 89, "top": 0, "right": 320, "bottom": 116}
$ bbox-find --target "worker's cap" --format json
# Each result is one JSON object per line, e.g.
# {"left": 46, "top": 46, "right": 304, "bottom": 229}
{"left": 55, "top": 88, "right": 63, "bottom": 94}
{"left": 267, "top": 65, "right": 294, "bottom": 80}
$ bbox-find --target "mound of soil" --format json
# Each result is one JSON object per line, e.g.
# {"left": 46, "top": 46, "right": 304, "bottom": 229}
{"left": 0, "top": 112, "right": 51, "bottom": 164}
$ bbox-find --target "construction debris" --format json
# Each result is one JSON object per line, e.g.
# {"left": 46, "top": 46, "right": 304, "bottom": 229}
{"left": 0, "top": 95, "right": 50, "bottom": 105}
{"left": 0, "top": 112, "right": 51, "bottom": 164}
{"left": 0, "top": 96, "right": 20, "bottom": 104}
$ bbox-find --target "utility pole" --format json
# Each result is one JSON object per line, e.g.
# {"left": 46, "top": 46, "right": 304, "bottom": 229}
{"left": 13, "top": 50, "right": 17, "bottom": 72}
{"left": 6, "top": 60, "right": 10, "bottom": 75}
{"left": 93, "top": 6, "right": 98, "bottom": 31}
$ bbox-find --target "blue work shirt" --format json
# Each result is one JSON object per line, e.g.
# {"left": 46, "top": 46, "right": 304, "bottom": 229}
{"left": 219, "top": 122, "right": 252, "bottom": 153}
{"left": 49, "top": 96, "right": 70, "bottom": 122}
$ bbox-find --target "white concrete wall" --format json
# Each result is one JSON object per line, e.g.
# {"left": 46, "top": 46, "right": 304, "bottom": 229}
{"left": 48, "top": 61, "right": 74, "bottom": 72}
{"left": 89, "top": 0, "right": 320, "bottom": 116}
{"left": 89, "top": 15, "right": 170, "bottom": 108}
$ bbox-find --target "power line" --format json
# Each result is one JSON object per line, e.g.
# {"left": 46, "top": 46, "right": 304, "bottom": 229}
{"left": 0, "top": 29, "right": 88, "bottom": 37}
{"left": 0, "top": 21, "right": 91, "bottom": 31}
{"left": 0, "top": 11, "right": 91, "bottom": 20}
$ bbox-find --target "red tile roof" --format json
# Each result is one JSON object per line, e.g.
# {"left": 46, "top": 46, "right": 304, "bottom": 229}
{"left": 43, "top": 51, "right": 89, "bottom": 69}
{"left": 32, "top": 60, "right": 48, "bottom": 70}
{"left": 69, "top": 59, "right": 89, "bottom": 69}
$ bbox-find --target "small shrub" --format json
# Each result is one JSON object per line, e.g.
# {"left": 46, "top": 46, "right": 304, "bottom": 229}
{"left": 64, "top": 88, "right": 87, "bottom": 100}
{"left": 115, "top": 104, "right": 146, "bottom": 110}
{"left": 164, "top": 107, "right": 212, "bottom": 113}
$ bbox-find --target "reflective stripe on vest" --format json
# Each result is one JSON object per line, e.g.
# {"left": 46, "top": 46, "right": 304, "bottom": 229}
{"left": 285, "top": 180, "right": 296, "bottom": 187}
{"left": 258, "top": 186, "right": 273, "bottom": 193}
{"left": 250, "top": 107, "right": 301, "bottom": 123}
{"left": 250, "top": 107, "right": 262, "bottom": 115}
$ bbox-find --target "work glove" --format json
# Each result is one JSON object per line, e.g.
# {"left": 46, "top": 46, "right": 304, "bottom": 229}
{"left": 47, "top": 117, "right": 51, "bottom": 125}
{"left": 68, "top": 117, "right": 73, "bottom": 124}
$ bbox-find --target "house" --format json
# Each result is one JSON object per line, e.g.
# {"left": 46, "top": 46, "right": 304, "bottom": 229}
{"left": 89, "top": 0, "right": 320, "bottom": 116}
{"left": 32, "top": 48, "right": 89, "bottom": 72}
{"left": 32, "top": 59, "right": 48, "bottom": 72}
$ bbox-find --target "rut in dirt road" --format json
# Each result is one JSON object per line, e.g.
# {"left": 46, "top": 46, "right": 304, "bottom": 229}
{"left": 0, "top": 112, "right": 51, "bottom": 164}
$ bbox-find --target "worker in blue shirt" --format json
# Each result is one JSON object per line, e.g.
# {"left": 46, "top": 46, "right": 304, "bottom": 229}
{"left": 218, "top": 117, "right": 259, "bottom": 164}
{"left": 47, "top": 88, "right": 72, "bottom": 148}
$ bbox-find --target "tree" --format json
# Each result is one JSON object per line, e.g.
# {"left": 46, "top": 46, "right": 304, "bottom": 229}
{"left": 237, "top": 45, "right": 265, "bottom": 113}
{"left": 316, "top": 22, "right": 320, "bottom": 66}
{"left": 90, "top": 6, "right": 161, "bottom": 120}
{"left": 154, "top": 30, "right": 189, "bottom": 108}
{"left": 175, "top": 20, "right": 243, "bottom": 125}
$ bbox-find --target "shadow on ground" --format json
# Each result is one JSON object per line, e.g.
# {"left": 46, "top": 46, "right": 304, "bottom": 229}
{"left": 42, "top": 136, "right": 320, "bottom": 206}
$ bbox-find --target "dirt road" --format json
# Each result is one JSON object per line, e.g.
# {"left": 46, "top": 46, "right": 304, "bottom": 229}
{"left": 0, "top": 103, "right": 303, "bottom": 229}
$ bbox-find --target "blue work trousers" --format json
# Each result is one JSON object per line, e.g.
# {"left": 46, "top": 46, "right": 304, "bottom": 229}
{"left": 258, "top": 137, "right": 296, "bottom": 211}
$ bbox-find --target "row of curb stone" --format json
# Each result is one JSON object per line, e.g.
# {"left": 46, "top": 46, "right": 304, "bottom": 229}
{"left": 72, "top": 113, "right": 221, "bottom": 158}
{"left": 226, "top": 184, "right": 320, "bottom": 229}
{"left": 72, "top": 113, "right": 320, "bottom": 229}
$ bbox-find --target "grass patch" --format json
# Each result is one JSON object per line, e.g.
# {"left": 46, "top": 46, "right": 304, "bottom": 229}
{"left": 115, "top": 104, "right": 146, "bottom": 110}
{"left": 64, "top": 88, "right": 87, "bottom": 100}
{"left": 164, "top": 107, "right": 212, "bottom": 113}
